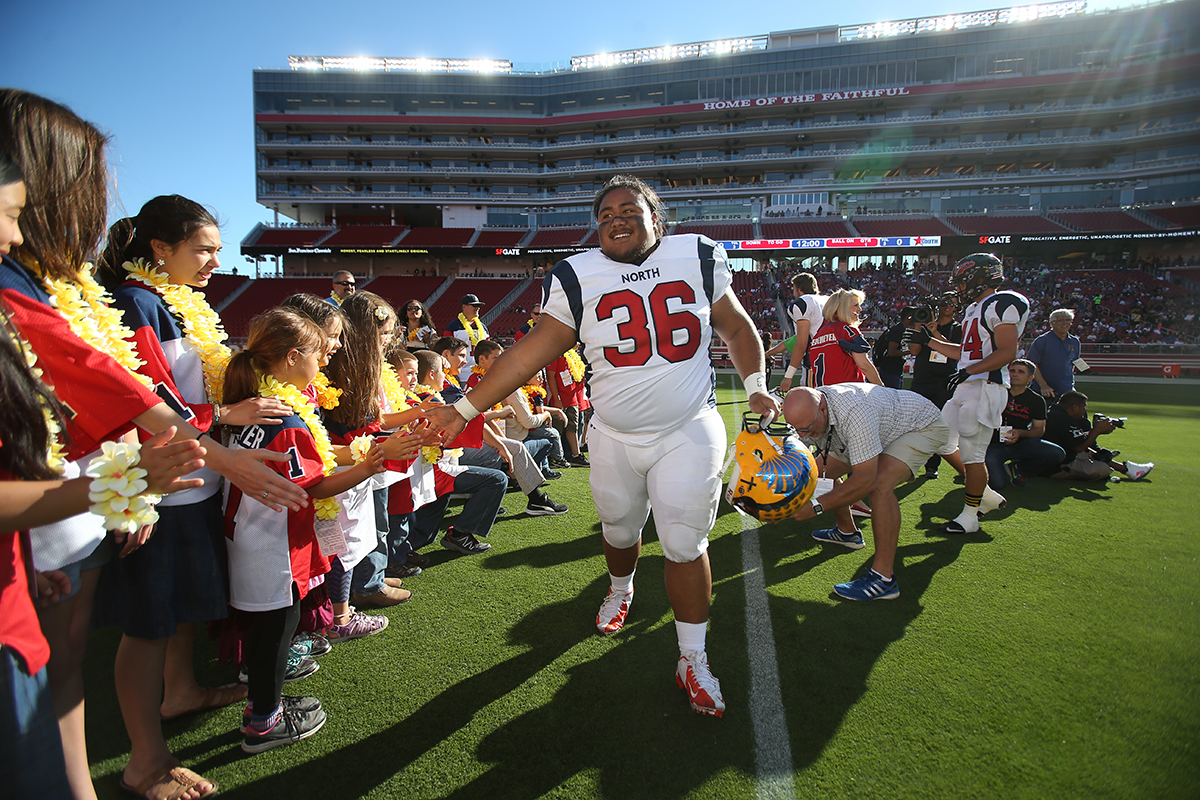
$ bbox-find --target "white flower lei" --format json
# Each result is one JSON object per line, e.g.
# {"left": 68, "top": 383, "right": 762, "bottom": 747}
{"left": 122, "top": 260, "right": 231, "bottom": 403}
{"left": 86, "top": 440, "right": 162, "bottom": 533}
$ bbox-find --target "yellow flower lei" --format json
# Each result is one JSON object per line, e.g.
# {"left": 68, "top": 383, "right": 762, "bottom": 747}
{"left": 380, "top": 363, "right": 416, "bottom": 412}
{"left": 310, "top": 371, "right": 342, "bottom": 410}
{"left": 258, "top": 374, "right": 340, "bottom": 520}
{"left": 457, "top": 312, "right": 487, "bottom": 347}
{"left": 520, "top": 384, "right": 547, "bottom": 408}
{"left": 122, "top": 260, "right": 231, "bottom": 402}
{"left": 36, "top": 262, "right": 152, "bottom": 389}
{"left": 5, "top": 325, "right": 67, "bottom": 473}
{"left": 526, "top": 317, "right": 537, "bottom": 330}
{"left": 329, "top": 291, "right": 344, "bottom": 306}
{"left": 470, "top": 365, "right": 487, "bottom": 377}
{"left": 445, "top": 373, "right": 461, "bottom": 389}
{"left": 563, "top": 347, "right": 586, "bottom": 383}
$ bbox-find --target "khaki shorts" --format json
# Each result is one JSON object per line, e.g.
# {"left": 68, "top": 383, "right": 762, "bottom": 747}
{"left": 828, "top": 415, "right": 952, "bottom": 482}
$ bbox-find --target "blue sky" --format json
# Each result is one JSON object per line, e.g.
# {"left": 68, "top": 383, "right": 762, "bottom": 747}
{"left": 10, "top": 0, "right": 1132, "bottom": 273}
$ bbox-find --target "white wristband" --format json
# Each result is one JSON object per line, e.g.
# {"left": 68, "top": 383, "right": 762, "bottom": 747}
{"left": 743, "top": 371, "right": 767, "bottom": 396}
{"left": 784, "top": 365, "right": 798, "bottom": 379}
{"left": 452, "top": 395, "right": 481, "bottom": 422}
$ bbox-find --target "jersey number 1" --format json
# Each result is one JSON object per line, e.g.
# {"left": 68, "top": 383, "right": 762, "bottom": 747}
{"left": 596, "top": 280, "right": 701, "bottom": 367}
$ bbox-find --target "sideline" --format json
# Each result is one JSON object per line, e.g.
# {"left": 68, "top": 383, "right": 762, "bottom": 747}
{"left": 730, "top": 386, "right": 797, "bottom": 800}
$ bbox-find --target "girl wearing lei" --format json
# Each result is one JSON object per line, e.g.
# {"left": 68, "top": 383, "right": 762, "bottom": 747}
{"left": 402, "top": 298, "right": 437, "bottom": 349}
{"left": 97, "top": 195, "right": 303, "bottom": 797}
{"left": 222, "top": 308, "right": 384, "bottom": 753}
{"left": 0, "top": 89, "right": 307, "bottom": 800}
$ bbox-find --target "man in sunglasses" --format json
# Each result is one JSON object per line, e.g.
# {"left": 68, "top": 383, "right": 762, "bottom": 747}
{"left": 325, "top": 270, "right": 357, "bottom": 307}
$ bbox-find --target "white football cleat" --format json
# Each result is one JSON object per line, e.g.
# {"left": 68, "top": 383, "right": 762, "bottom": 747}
{"left": 977, "top": 486, "right": 1007, "bottom": 516}
{"left": 676, "top": 651, "right": 725, "bottom": 717}
{"left": 1124, "top": 460, "right": 1154, "bottom": 481}
{"left": 596, "top": 586, "right": 633, "bottom": 635}
{"left": 941, "top": 510, "right": 981, "bottom": 534}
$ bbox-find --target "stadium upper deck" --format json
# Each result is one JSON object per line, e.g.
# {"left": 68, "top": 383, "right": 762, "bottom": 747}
{"left": 247, "top": 0, "right": 1200, "bottom": 273}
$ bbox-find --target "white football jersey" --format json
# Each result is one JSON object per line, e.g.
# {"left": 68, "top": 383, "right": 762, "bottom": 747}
{"left": 787, "top": 293, "right": 827, "bottom": 338}
{"left": 541, "top": 234, "right": 732, "bottom": 446}
{"left": 959, "top": 290, "right": 1031, "bottom": 388}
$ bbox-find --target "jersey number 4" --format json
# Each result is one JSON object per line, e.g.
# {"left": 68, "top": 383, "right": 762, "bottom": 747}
{"left": 596, "top": 280, "right": 701, "bottom": 367}
{"left": 961, "top": 318, "right": 985, "bottom": 362}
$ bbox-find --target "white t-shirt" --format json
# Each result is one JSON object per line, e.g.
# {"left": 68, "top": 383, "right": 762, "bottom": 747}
{"left": 541, "top": 234, "right": 732, "bottom": 446}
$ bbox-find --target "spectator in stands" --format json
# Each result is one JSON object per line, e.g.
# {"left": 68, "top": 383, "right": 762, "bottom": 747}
{"left": 983, "top": 359, "right": 1066, "bottom": 490}
{"left": 402, "top": 299, "right": 436, "bottom": 350}
{"left": 444, "top": 293, "right": 489, "bottom": 383}
{"left": 780, "top": 272, "right": 827, "bottom": 392}
{"left": 1043, "top": 391, "right": 1154, "bottom": 481}
{"left": 1026, "top": 308, "right": 1081, "bottom": 399}
{"left": 515, "top": 303, "right": 540, "bottom": 341}
{"left": 808, "top": 289, "right": 883, "bottom": 387}
{"left": 325, "top": 270, "right": 356, "bottom": 307}
{"left": 874, "top": 308, "right": 913, "bottom": 389}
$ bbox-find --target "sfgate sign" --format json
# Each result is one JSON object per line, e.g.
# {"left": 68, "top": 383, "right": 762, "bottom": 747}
{"left": 720, "top": 235, "right": 941, "bottom": 251}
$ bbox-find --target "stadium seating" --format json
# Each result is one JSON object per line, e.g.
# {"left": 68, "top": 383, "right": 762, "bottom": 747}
{"left": 219, "top": 277, "right": 340, "bottom": 339}
{"left": 1050, "top": 211, "right": 1154, "bottom": 233}
{"left": 489, "top": 282, "right": 545, "bottom": 341}
{"left": 356, "top": 276, "right": 447, "bottom": 311}
{"left": 320, "top": 225, "right": 408, "bottom": 247}
{"left": 947, "top": 214, "right": 1067, "bottom": 235}
{"left": 399, "top": 228, "right": 475, "bottom": 247}
{"left": 1144, "top": 205, "right": 1200, "bottom": 229}
{"left": 427, "top": 279, "right": 524, "bottom": 335}
{"left": 197, "top": 274, "right": 248, "bottom": 309}
{"left": 760, "top": 220, "right": 853, "bottom": 239}
{"left": 852, "top": 217, "right": 958, "bottom": 238}
{"left": 473, "top": 229, "right": 528, "bottom": 248}
{"left": 526, "top": 228, "right": 589, "bottom": 248}
{"left": 245, "top": 227, "right": 332, "bottom": 248}
{"left": 671, "top": 221, "right": 754, "bottom": 240}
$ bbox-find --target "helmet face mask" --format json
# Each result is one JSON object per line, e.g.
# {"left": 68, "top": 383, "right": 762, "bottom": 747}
{"left": 726, "top": 413, "right": 819, "bottom": 523}
{"left": 952, "top": 252, "right": 1004, "bottom": 304}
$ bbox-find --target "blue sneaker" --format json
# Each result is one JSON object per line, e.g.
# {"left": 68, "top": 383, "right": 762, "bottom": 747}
{"left": 811, "top": 526, "right": 865, "bottom": 550}
{"left": 834, "top": 570, "right": 899, "bottom": 601}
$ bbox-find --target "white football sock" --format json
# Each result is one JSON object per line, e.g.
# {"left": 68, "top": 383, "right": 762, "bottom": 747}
{"left": 609, "top": 570, "right": 634, "bottom": 594}
{"left": 675, "top": 620, "right": 707, "bottom": 656}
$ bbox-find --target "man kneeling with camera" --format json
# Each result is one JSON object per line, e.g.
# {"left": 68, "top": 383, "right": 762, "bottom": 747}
{"left": 1042, "top": 390, "right": 1154, "bottom": 481}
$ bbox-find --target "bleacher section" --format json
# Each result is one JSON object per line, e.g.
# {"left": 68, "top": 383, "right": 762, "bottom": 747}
{"left": 219, "top": 277, "right": 339, "bottom": 339}
{"left": 1050, "top": 211, "right": 1154, "bottom": 232}
{"left": 320, "top": 225, "right": 407, "bottom": 247}
{"left": 489, "top": 283, "right": 545, "bottom": 340}
{"left": 245, "top": 227, "right": 332, "bottom": 248}
{"left": 427, "top": 279, "right": 523, "bottom": 335}
{"left": 671, "top": 221, "right": 754, "bottom": 240}
{"left": 852, "top": 217, "right": 958, "bottom": 237}
{"left": 948, "top": 214, "right": 1067, "bottom": 235}
{"left": 473, "top": 229, "right": 528, "bottom": 248}
{"left": 197, "top": 274, "right": 248, "bottom": 308}
{"left": 579, "top": 229, "right": 599, "bottom": 247}
{"left": 355, "top": 276, "right": 446, "bottom": 311}
{"left": 399, "top": 228, "right": 474, "bottom": 247}
{"left": 526, "top": 228, "right": 588, "bottom": 248}
{"left": 760, "top": 220, "right": 853, "bottom": 239}
{"left": 1145, "top": 205, "right": 1200, "bottom": 229}
{"left": 731, "top": 272, "right": 781, "bottom": 338}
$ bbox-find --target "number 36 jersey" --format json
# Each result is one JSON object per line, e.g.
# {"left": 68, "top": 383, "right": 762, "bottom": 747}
{"left": 542, "top": 234, "right": 732, "bottom": 446}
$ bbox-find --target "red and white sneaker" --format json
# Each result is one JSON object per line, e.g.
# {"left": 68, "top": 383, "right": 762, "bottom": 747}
{"left": 676, "top": 651, "right": 725, "bottom": 717}
{"left": 850, "top": 500, "right": 872, "bottom": 518}
{"left": 595, "top": 586, "right": 633, "bottom": 635}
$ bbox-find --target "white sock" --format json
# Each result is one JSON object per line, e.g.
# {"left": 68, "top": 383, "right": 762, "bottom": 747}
{"left": 609, "top": 570, "right": 634, "bottom": 594}
{"left": 675, "top": 620, "right": 707, "bottom": 656}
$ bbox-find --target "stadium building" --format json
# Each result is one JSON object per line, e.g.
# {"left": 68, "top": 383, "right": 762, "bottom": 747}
{"left": 230, "top": 0, "right": 1199, "bottom": 367}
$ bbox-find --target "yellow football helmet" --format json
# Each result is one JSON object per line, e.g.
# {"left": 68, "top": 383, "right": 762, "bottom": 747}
{"left": 726, "top": 413, "right": 819, "bottom": 522}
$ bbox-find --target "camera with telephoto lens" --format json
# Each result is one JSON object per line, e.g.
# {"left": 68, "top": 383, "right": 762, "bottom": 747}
{"left": 905, "top": 292, "right": 956, "bottom": 325}
{"left": 1094, "top": 413, "right": 1127, "bottom": 429}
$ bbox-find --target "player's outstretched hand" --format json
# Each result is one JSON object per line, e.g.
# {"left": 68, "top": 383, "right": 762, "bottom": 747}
{"left": 748, "top": 390, "right": 781, "bottom": 427}
{"left": 426, "top": 404, "right": 468, "bottom": 443}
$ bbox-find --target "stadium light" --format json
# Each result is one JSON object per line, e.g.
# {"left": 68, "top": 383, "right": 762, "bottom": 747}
{"left": 570, "top": 37, "right": 768, "bottom": 71}
{"left": 838, "top": 1, "right": 1087, "bottom": 42}
{"left": 288, "top": 55, "right": 513, "bottom": 74}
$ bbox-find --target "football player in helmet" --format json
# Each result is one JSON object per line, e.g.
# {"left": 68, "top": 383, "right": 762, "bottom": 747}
{"left": 922, "top": 253, "right": 1030, "bottom": 534}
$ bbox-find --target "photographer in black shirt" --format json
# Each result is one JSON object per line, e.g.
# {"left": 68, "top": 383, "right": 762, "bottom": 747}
{"left": 1043, "top": 391, "right": 1154, "bottom": 481}
{"left": 906, "top": 293, "right": 967, "bottom": 479}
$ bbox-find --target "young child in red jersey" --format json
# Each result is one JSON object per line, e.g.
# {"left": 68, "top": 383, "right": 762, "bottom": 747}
{"left": 222, "top": 308, "right": 384, "bottom": 754}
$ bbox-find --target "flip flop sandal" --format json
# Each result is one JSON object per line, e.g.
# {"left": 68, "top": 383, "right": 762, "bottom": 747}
{"left": 119, "top": 758, "right": 218, "bottom": 800}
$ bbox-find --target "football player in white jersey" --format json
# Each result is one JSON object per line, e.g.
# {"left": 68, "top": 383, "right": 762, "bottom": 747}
{"left": 923, "top": 253, "right": 1030, "bottom": 534}
{"left": 778, "top": 272, "right": 827, "bottom": 393}
{"left": 426, "top": 175, "right": 779, "bottom": 717}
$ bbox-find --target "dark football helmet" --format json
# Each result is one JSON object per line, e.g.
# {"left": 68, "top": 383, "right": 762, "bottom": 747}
{"left": 952, "top": 252, "right": 1004, "bottom": 304}
{"left": 726, "top": 413, "right": 818, "bottom": 523}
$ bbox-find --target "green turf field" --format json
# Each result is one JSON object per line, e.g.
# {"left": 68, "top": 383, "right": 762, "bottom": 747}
{"left": 84, "top": 380, "right": 1200, "bottom": 799}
